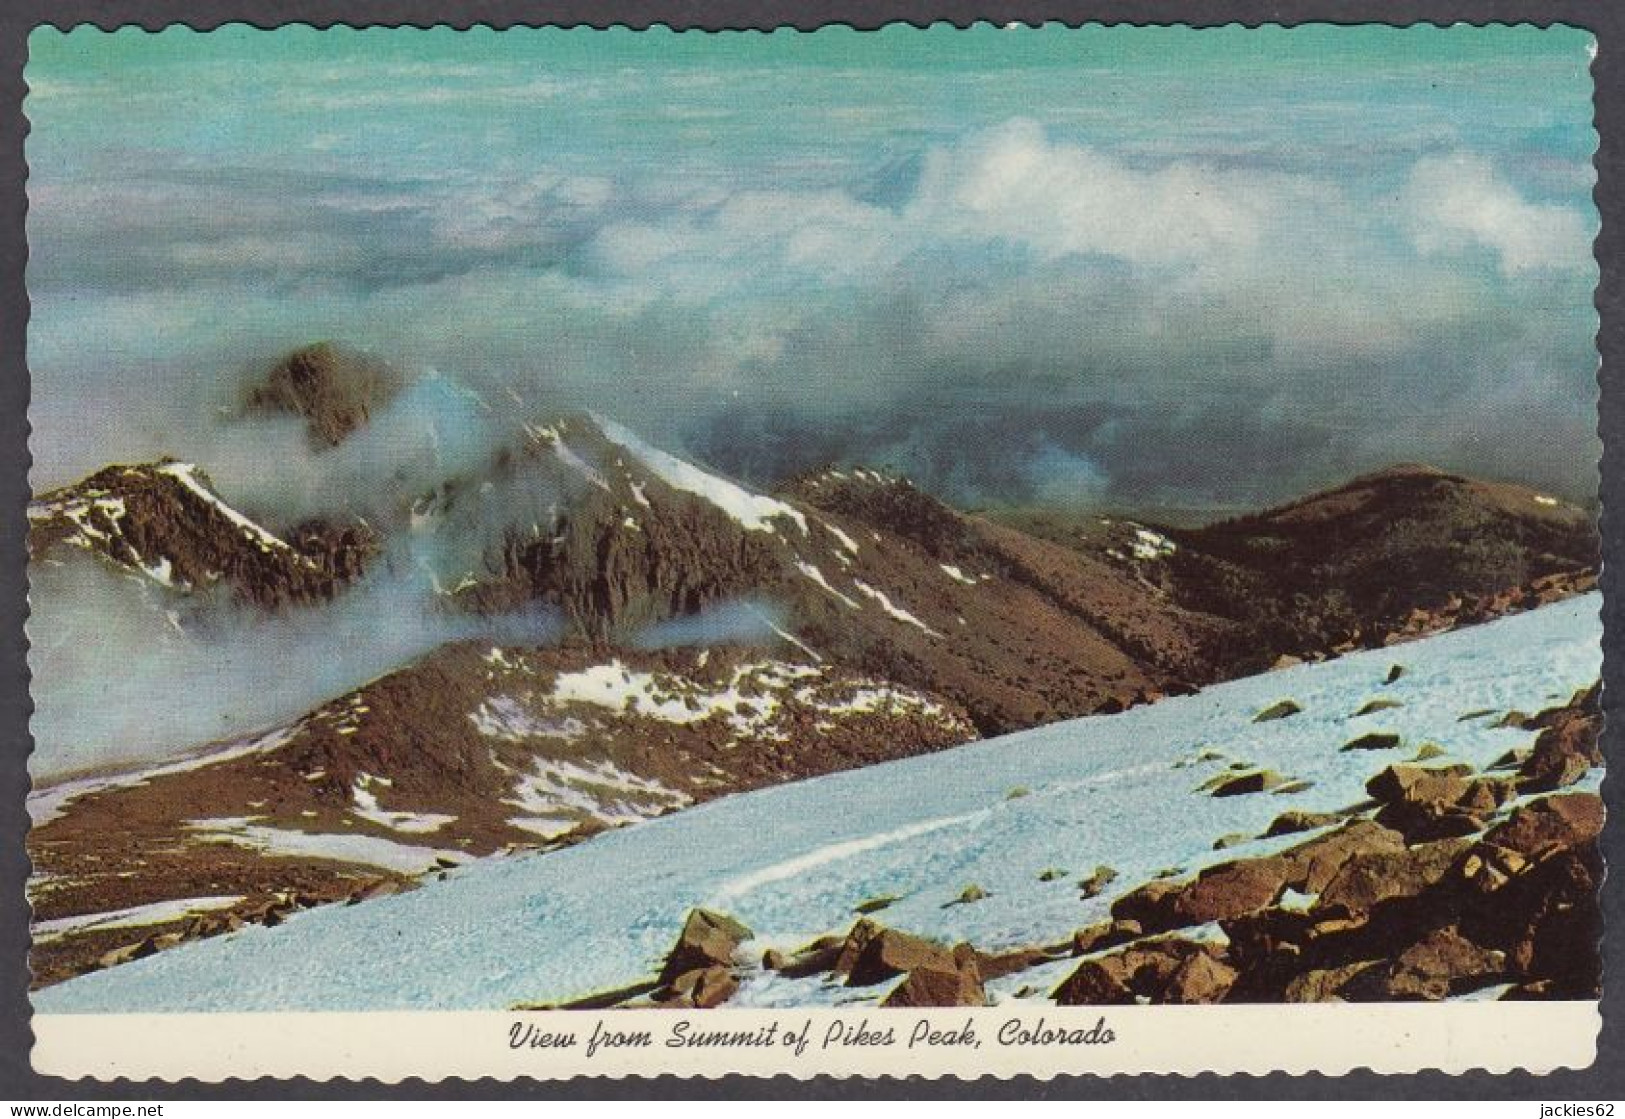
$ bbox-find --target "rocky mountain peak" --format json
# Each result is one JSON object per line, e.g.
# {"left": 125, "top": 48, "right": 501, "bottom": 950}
{"left": 245, "top": 341, "right": 405, "bottom": 448}
{"left": 29, "top": 459, "right": 376, "bottom": 608}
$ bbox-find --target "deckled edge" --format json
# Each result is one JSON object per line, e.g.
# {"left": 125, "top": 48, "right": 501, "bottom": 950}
{"left": 3, "top": 7, "right": 1618, "bottom": 1097}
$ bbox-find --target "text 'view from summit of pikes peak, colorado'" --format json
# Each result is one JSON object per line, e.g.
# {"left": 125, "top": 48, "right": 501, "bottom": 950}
{"left": 20, "top": 22, "right": 1606, "bottom": 1081}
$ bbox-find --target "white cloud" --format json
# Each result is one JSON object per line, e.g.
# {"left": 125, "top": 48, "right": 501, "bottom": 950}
{"left": 1404, "top": 152, "right": 1594, "bottom": 276}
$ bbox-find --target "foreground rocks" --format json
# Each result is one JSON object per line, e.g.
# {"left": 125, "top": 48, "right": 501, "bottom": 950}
{"left": 522, "top": 684, "right": 1603, "bottom": 1011}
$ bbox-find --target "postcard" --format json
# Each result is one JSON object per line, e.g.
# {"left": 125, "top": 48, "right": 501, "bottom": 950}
{"left": 22, "top": 22, "right": 1604, "bottom": 1080}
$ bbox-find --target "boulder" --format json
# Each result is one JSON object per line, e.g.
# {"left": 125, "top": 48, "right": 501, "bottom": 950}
{"left": 882, "top": 962, "right": 987, "bottom": 1008}
{"left": 1209, "top": 769, "right": 1290, "bottom": 797}
{"left": 1078, "top": 865, "right": 1119, "bottom": 899}
{"left": 660, "top": 908, "right": 753, "bottom": 980}
{"left": 1213, "top": 833, "right": 1253, "bottom": 850}
{"left": 665, "top": 965, "right": 738, "bottom": 1009}
{"left": 1354, "top": 697, "right": 1404, "bottom": 716}
{"left": 1278, "top": 819, "right": 1407, "bottom": 894}
{"left": 1072, "top": 919, "right": 1143, "bottom": 956}
{"left": 1162, "top": 952, "right": 1239, "bottom": 1004}
{"left": 1051, "top": 957, "right": 1136, "bottom": 1005}
{"left": 1481, "top": 793, "right": 1602, "bottom": 859}
{"left": 835, "top": 921, "right": 955, "bottom": 987}
{"left": 1053, "top": 938, "right": 1220, "bottom": 1005}
{"left": 1109, "top": 878, "right": 1186, "bottom": 932}
{"left": 1366, "top": 764, "right": 1473, "bottom": 806}
{"left": 1384, "top": 664, "right": 1407, "bottom": 685}
{"left": 1516, "top": 708, "right": 1602, "bottom": 793}
{"left": 1254, "top": 699, "right": 1303, "bottom": 723}
{"left": 1265, "top": 810, "right": 1341, "bottom": 838}
{"left": 1169, "top": 857, "right": 1291, "bottom": 925}
{"left": 853, "top": 894, "right": 900, "bottom": 915}
{"left": 1411, "top": 743, "right": 1447, "bottom": 762}
{"left": 1318, "top": 836, "right": 1475, "bottom": 913}
{"left": 1283, "top": 960, "right": 1384, "bottom": 1002}
{"left": 1384, "top": 927, "right": 1504, "bottom": 1001}
{"left": 1342, "top": 732, "right": 1403, "bottom": 752}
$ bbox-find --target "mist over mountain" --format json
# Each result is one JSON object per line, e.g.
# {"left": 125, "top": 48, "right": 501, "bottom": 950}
{"left": 26, "top": 27, "right": 1600, "bottom": 511}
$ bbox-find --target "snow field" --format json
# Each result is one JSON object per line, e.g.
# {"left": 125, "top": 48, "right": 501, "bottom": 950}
{"left": 34, "top": 594, "right": 1600, "bottom": 1013}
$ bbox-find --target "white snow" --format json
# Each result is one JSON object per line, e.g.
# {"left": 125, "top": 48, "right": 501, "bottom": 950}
{"left": 28, "top": 726, "right": 297, "bottom": 826}
{"left": 35, "top": 595, "right": 1601, "bottom": 1013}
{"left": 596, "top": 416, "right": 808, "bottom": 534}
{"left": 852, "top": 580, "right": 943, "bottom": 638}
{"left": 350, "top": 774, "right": 456, "bottom": 835}
{"left": 1129, "top": 527, "right": 1177, "bottom": 561}
{"left": 796, "top": 561, "right": 861, "bottom": 609}
{"left": 504, "top": 757, "right": 690, "bottom": 827}
{"left": 939, "top": 563, "right": 978, "bottom": 586}
{"left": 822, "top": 521, "right": 861, "bottom": 555}
{"left": 155, "top": 463, "right": 297, "bottom": 556}
{"left": 32, "top": 896, "right": 246, "bottom": 943}
{"left": 1534, "top": 495, "right": 1559, "bottom": 507}
{"left": 185, "top": 819, "right": 470, "bottom": 875}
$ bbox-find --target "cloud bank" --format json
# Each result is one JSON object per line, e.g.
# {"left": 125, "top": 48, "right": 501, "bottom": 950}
{"left": 26, "top": 28, "right": 1600, "bottom": 513}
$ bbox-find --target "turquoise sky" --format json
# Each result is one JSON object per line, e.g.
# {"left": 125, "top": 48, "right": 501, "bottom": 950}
{"left": 25, "top": 24, "right": 1600, "bottom": 507}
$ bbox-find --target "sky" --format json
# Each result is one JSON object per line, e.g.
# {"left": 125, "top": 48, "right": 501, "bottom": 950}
{"left": 25, "top": 24, "right": 1601, "bottom": 512}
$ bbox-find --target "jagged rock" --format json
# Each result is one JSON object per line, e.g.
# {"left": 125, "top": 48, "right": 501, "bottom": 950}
{"left": 1254, "top": 699, "right": 1302, "bottom": 723}
{"left": 97, "top": 943, "right": 148, "bottom": 970}
{"left": 1354, "top": 697, "right": 1404, "bottom": 716}
{"left": 660, "top": 908, "right": 753, "bottom": 980}
{"left": 1051, "top": 958, "right": 1136, "bottom": 1005}
{"left": 1170, "top": 858, "right": 1291, "bottom": 925}
{"left": 882, "top": 960, "right": 987, "bottom": 1007}
{"left": 1494, "top": 710, "right": 1532, "bottom": 729}
{"left": 948, "top": 883, "right": 989, "bottom": 906}
{"left": 1319, "top": 836, "right": 1475, "bottom": 913}
{"left": 1213, "top": 833, "right": 1252, "bottom": 850}
{"left": 664, "top": 965, "right": 738, "bottom": 1009}
{"left": 1078, "top": 865, "right": 1118, "bottom": 899}
{"left": 1411, "top": 743, "right": 1447, "bottom": 762}
{"left": 1272, "top": 780, "right": 1315, "bottom": 795}
{"left": 1481, "top": 793, "right": 1603, "bottom": 858}
{"left": 1265, "top": 810, "right": 1341, "bottom": 838}
{"left": 1385, "top": 927, "right": 1504, "bottom": 1001}
{"left": 1499, "top": 849, "right": 1602, "bottom": 997}
{"left": 1209, "top": 769, "right": 1290, "bottom": 797}
{"left": 1384, "top": 664, "right": 1407, "bottom": 685}
{"left": 1516, "top": 700, "right": 1601, "bottom": 792}
{"left": 1271, "top": 655, "right": 1305, "bottom": 671}
{"left": 1162, "top": 951, "right": 1240, "bottom": 1004}
{"left": 1037, "top": 867, "right": 1068, "bottom": 882}
{"left": 1283, "top": 960, "right": 1384, "bottom": 1002}
{"left": 835, "top": 920, "right": 955, "bottom": 987}
{"left": 1110, "top": 878, "right": 1186, "bottom": 930}
{"left": 1072, "top": 919, "right": 1143, "bottom": 956}
{"left": 761, "top": 948, "right": 789, "bottom": 971}
{"left": 854, "top": 894, "right": 901, "bottom": 915}
{"left": 775, "top": 934, "right": 846, "bottom": 979}
{"left": 1366, "top": 762, "right": 1473, "bottom": 805}
{"left": 1053, "top": 938, "right": 1220, "bottom": 1005}
{"left": 1342, "top": 732, "right": 1403, "bottom": 752}
{"left": 1279, "top": 819, "right": 1408, "bottom": 894}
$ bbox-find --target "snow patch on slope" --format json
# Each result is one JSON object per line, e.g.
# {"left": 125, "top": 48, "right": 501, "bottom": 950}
{"left": 35, "top": 595, "right": 1601, "bottom": 1012}
{"left": 596, "top": 416, "right": 808, "bottom": 534}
